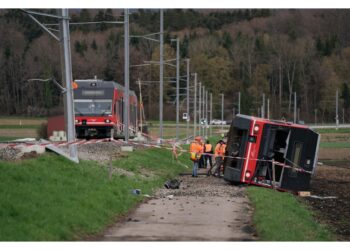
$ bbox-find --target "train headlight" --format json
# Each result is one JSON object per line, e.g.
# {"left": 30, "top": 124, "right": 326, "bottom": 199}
{"left": 105, "top": 119, "right": 111, "bottom": 123}
{"left": 245, "top": 171, "right": 251, "bottom": 179}
{"left": 75, "top": 119, "right": 80, "bottom": 124}
{"left": 253, "top": 124, "right": 260, "bottom": 134}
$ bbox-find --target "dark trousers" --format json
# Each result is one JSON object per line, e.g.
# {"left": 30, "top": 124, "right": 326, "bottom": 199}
{"left": 204, "top": 154, "right": 213, "bottom": 168}
{"left": 198, "top": 155, "right": 205, "bottom": 168}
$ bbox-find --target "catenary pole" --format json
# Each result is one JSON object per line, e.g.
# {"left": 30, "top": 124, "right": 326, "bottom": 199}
{"left": 205, "top": 90, "right": 208, "bottom": 138}
{"left": 175, "top": 38, "right": 180, "bottom": 140}
{"left": 60, "top": 9, "right": 77, "bottom": 161}
{"left": 159, "top": 9, "right": 164, "bottom": 143}
{"left": 221, "top": 93, "right": 224, "bottom": 132}
{"left": 186, "top": 59, "right": 190, "bottom": 142}
{"left": 210, "top": 93, "right": 212, "bottom": 137}
{"left": 336, "top": 88, "right": 339, "bottom": 129}
{"left": 294, "top": 91, "right": 297, "bottom": 123}
{"left": 193, "top": 73, "right": 197, "bottom": 137}
{"left": 238, "top": 91, "right": 241, "bottom": 114}
{"left": 198, "top": 82, "right": 202, "bottom": 136}
{"left": 124, "top": 8, "right": 130, "bottom": 142}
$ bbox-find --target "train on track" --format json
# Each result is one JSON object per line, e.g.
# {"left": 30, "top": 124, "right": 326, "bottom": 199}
{"left": 223, "top": 114, "right": 320, "bottom": 191}
{"left": 73, "top": 79, "right": 138, "bottom": 139}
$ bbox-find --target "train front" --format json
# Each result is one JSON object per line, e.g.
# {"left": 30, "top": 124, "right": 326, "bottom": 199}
{"left": 73, "top": 80, "right": 115, "bottom": 138}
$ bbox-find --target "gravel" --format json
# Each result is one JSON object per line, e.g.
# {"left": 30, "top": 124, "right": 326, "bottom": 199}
{"left": 0, "top": 145, "right": 21, "bottom": 161}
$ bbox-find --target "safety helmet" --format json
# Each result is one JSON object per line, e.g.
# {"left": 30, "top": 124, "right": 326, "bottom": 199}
{"left": 195, "top": 136, "right": 202, "bottom": 142}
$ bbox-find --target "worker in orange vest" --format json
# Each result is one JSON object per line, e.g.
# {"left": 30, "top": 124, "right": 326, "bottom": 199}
{"left": 213, "top": 140, "right": 226, "bottom": 178}
{"left": 189, "top": 136, "right": 203, "bottom": 177}
{"left": 204, "top": 140, "right": 213, "bottom": 175}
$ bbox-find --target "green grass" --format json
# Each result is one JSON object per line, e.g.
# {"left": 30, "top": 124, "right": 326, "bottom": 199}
{"left": 315, "top": 128, "right": 350, "bottom": 134}
{"left": 0, "top": 136, "right": 24, "bottom": 142}
{"left": 320, "top": 141, "right": 350, "bottom": 148}
{"left": 0, "top": 149, "right": 188, "bottom": 241}
{"left": 0, "top": 125, "right": 40, "bottom": 129}
{"left": 247, "top": 187, "right": 334, "bottom": 241}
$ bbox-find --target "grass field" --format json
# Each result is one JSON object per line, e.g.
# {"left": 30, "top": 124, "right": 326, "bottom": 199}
{"left": 0, "top": 150, "right": 188, "bottom": 241}
{"left": 320, "top": 141, "right": 350, "bottom": 148}
{"left": 246, "top": 187, "right": 334, "bottom": 241}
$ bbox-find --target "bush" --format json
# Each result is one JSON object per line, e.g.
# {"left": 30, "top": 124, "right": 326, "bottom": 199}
{"left": 37, "top": 122, "right": 48, "bottom": 139}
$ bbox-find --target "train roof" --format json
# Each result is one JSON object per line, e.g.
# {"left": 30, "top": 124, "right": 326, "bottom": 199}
{"left": 74, "top": 79, "right": 125, "bottom": 90}
{"left": 235, "top": 114, "right": 309, "bottom": 129}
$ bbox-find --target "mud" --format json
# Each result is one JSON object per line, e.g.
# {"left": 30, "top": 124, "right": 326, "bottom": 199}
{"left": 303, "top": 164, "right": 350, "bottom": 240}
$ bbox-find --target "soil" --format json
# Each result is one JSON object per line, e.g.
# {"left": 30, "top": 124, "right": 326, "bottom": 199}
{"left": 303, "top": 160, "right": 350, "bottom": 240}
{"left": 101, "top": 169, "right": 257, "bottom": 241}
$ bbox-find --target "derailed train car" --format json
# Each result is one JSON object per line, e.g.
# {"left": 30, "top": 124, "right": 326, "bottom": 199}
{"left": 223, "top": 114, "right": 320, "bottom": 191}
{"left": 73, "top": 79, "right": 138, "bottom": 139}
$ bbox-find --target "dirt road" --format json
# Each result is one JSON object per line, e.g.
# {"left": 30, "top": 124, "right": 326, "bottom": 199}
{"left": 102, "top": 171, "right": 256, "bottom": 241}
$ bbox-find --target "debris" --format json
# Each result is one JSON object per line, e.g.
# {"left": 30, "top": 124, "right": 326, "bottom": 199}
{"left": 309, "top": 195, "right": 337, "bottom": 200}
{"left": 121, "top": 146, "right": 134, "bottom": 152}
{"left": 143, "top": 194, "right": 151, "bottom": 198}
{"left": 166, "top": 195, "right": 174, "bottom": 200}
{"left": 164, "top": 179, "right": 182, "bottom": 189}
{"left": 297, "top": 191, "right": 311, "bottom": 197}
{"left": 317, "top": 162, "right": 324, "bottom": 166}
{"left": 132, "top": 189, "right": 141, "bottom": 195}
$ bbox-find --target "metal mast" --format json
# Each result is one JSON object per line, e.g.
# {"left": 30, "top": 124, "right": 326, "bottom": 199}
{"left": 159, "top": 9, "right": 164, "bottom": 143}
{"left": 124, "top": 8, "right": 130, "bottom": 142}
{"left": 186, "top": 59, "right": 190, "bottom": 141}
{"left": 60, "top": 9, "right": 78, "bottom": 161}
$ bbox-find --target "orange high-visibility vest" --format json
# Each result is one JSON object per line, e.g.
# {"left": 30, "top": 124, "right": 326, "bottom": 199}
{"left": 214, "top": 143, "right": 226, "bottom": 158}
{"left": 204, "top": 144, "right": 213, "bottom": 153}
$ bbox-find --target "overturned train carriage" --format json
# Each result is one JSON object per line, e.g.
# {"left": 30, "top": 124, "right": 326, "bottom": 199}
{"left": 223, "top": 114, "right": 320, "bottom": 191}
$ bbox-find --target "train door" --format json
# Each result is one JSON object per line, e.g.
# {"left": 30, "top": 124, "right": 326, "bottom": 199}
{"left": 252, "top": 125, "right": 290, "bottom": 186}
{"left": 280, "top": 128, "right": 320, "bottom": 191}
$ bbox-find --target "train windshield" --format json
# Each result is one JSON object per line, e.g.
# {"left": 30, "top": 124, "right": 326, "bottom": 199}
{"left": 74, "top": 99, "right": 112, "bottom": 116}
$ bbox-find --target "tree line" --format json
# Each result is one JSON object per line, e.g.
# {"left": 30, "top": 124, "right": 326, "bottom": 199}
{"left": 0, "top": 9, "right": 349, "bottom": 123}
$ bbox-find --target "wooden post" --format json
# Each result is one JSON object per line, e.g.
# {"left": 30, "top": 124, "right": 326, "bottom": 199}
{"left": 272, "top": 161, "right": 276, "bottom": 190}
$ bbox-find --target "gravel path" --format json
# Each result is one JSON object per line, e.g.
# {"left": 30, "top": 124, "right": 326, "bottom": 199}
{"left": 102, "top": 169, "right": 257, "bottom": 241}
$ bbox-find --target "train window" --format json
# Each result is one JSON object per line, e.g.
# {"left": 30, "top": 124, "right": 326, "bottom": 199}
{"left": 292, "top": 142, "right": 303, "bottom": 167}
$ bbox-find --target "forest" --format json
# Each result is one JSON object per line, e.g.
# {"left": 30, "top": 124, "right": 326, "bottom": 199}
{"left": 0, "top": 9, "right": 350, "bottom": 123}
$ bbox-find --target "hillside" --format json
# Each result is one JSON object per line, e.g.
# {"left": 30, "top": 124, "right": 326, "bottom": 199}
{"left": 0, "top": 9, "right": 349, "bottom": 122}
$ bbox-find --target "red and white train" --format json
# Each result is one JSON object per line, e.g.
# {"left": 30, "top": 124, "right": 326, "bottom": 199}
{"left": 73, "top": 79, "right": 138, "bottom": 139}
{"left": 223, "top": 114, "right": 320, "bottom": 191}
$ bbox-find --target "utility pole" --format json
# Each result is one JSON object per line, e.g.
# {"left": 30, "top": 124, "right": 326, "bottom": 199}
{"left": 60, "top": 9, "right": 77, "bottom": 161}
{"left": 171, "top": 38, "right": 180, "bottom": 141}
{"left": 343, "top": 108, "right": 345, "bottom": 124}
{"left": 221, "top": 93, "right": 224, "bottom": 132}
{"left": 294, "top": 91, "right": 297, "bottom": 124}
{"left": 193, "top": 73, "right": 197, "bottom": 138}
{"left": 262, "top": 93, "right": 265, "bottom": 118}
{"left": 186, "top": 59, "right": 190, "bottom": 142}
{"left": 159, "top": 9, "right": 164, "bottom": 143}
{"left": 238, "top": 91, "right": 241, "bottom": 114}
{"left": 336, "top": 88, "right": 339, "bottom": 129}
{"left": 314, "top": 109, "right": 317, "bottom": 125}
{"left": 124, "top": 8, "right": 130, "bottom": 142}
{"left": 202, "top": 85, "right": 205, "bottom": 137}
{"left": 198, "top": 82, "right": 202, "bottom": 137}
{"left": 267, "top": 98, "right": 270, "bottom": 120}
{"left": 205, "top": 90, "right": 208, "bottom": 138}
{"left": 210, "top": 93, "right": 212, "bottom": 137}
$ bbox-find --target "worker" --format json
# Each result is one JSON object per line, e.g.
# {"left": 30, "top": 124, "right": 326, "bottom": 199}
{"left": 204, "top": 140, "right": 213, "bottom": 175}
{"left": 189, "top": 136, "right": 203, "bottom": 177}
{"left": 213, "top": 140, "right": 226, "bottom": 178}
{"left": 198, "top": 139, "right": 205, "bottom": 168}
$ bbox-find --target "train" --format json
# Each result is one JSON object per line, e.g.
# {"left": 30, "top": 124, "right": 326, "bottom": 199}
{"left": 73, "top": 79, "right": 138, "bottom": 139}
{"left": 223, "top": 114, "right": 320, "bottom": 191}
